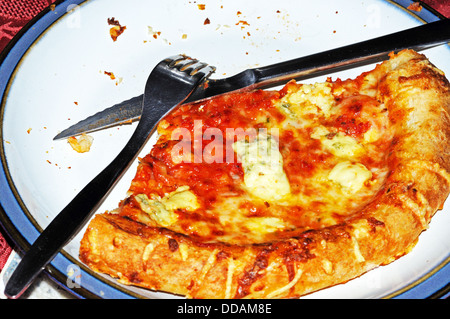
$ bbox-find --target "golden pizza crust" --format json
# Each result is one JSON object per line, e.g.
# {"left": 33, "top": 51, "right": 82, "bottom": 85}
{"left": 79, "top": 50, "right": 450, "bottom": 298}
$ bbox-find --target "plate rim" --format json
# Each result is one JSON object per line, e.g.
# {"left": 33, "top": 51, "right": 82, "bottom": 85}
{"left": 0, "top": 0, "right": 138, "bottom": 299}
{"left": 0, "top": 0, "right": 448, "bottom": 299}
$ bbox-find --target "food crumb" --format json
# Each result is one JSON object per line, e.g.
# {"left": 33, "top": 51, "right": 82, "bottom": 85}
{"left": 104, "top": 71, "right": 116, "bottom": 80}
{"left": 236, "top": 20, "right": 250, "bottom": 26}
{"left": 27, "top": 128, "right": 32, "bottom": 134}
{"left": 204, "top": 17, "right": 210, "bottom": 25}
{"left": 103, "top": 71, "right": 122, "bottom": 85}
{"left": 407, "top": 2, "right": 422, "bottom": 12}
{"left": 68, "top": 133, "right": 94, "bottom": 153}
{"left": 197, "top": 4, "right": 205, "bottom": 10}
{"left": 107, "top": 17, "right": 126, "bottom": 41}
{"left": 147, "top": 26, "right": 163, "bottom": 40}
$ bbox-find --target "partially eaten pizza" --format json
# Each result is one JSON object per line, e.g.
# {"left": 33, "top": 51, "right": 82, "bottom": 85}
{"left": 79, "top": 49, "right": 450, "bottom": 298}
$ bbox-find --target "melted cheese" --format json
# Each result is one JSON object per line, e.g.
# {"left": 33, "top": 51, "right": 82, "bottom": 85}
{"left": 135, "top": 186, "right": 199, "bottom": 227}
{"left": 363, "top": 127, "right": 381, "bottom": 143}
{"left": 178, "top": 242, "right": 189, "bottom": 261}
{"left": 279, "top": 82, "right": 335, "bottom": 117}
{"left": 352, "top": 237, "right": 366, "bottom": 262}
{"left": 311, "top": 126, "right": 365, "bottom": 158}
{"left": 120, "top": 77, "right": 390, "bottom": 246}
{"left": 244, "top": 217, "right": 285, "bottom": 233}
{"left": 233, "top": 133, "right": 291, "bottom": 202}
{"left": 162, "top": 186, "right": 200, "bottom": 211}
{"left": 323, "top": 133, "right": 366, "bottom": 158}
{"left": 328, "top": 161, "right": 372, "bottom": 193}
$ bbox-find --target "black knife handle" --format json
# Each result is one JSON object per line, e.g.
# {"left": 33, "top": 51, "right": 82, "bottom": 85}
{"left": 199, "top": 19, "right": 450, "bottom": 96}
{"left": 254, "top": 18, "right": 450, "bottom": 86}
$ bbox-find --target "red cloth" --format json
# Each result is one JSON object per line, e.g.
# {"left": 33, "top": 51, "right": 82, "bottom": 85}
{"left": 423, "top": 0, "right": 450, "bottom": 18}
{"left": 0, "top": 0, "right": 448, "bottom": 272}
{"left": 0, "top": 0, "right": 55, "bottom": 53}
{"left": 0, "top": 0, "right": 56, "bottom": 271}
{"left": 0, "top": 236, "right": 12, "bottom": 270}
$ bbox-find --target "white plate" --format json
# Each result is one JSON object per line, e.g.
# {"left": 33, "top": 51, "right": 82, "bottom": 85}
{"left": 0, "top": 0, "right": 448, "bottom": 298}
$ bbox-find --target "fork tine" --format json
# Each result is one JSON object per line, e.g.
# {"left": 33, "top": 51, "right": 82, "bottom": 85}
{"left": 173, "top": 58, "right": 199, "bottom": 71}
{"left": 167, "top": 55, "right": 216, "bottom": 76}
{"left": 178, "top": 59, "right": 200, "bottom": 71}
{"left": 167, "top": 55, "right": 194, "bottom": 68}
{"left": 185, "top": 61, "right": 216, "bottom": 76}
{"left": 166, "top": 55, "right": 189, "bottom": 67}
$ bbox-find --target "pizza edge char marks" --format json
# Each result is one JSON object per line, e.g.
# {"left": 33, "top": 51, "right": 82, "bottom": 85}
{"left": 79, "top": 50, "right": 450, "bottom": 299}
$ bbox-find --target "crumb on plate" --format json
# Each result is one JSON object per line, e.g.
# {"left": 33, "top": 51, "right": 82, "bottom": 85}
{"left": 68, "top": 133, "right": 94, "bottom": 153}
{"left": 108, "top": 17, "right": 126, "bottom": 41}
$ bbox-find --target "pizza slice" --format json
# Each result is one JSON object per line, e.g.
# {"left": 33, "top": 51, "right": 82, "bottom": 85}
{"left": 79, "top": 49, "right": 450, "bottom": 298}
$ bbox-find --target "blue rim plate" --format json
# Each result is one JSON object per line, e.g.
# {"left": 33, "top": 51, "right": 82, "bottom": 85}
{"left": 0, "top": 0, "right": 448, "bottom": 299}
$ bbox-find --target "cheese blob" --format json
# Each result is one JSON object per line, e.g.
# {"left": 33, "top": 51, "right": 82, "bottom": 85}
{"left": 328, "top": 161, "right": 372, "bottom": 193}
{"left": 311, "top": 126, "right": 365, "bottom": 159}
{"left": 233, "top": 133, "right": 291, "bottom": 202}
{"left": 135, "top": 186, "right": 200, "bottom": 227}
{"left": 279, "top": 82, "right": 335, "bottom": 117}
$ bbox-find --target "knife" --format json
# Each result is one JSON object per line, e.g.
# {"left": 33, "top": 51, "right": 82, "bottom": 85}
{"left": 53, "top": 19, "right": 450, "bottom": 140}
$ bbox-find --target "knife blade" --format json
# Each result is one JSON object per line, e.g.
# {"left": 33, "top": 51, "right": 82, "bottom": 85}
{"left": 54, "top": 19, "right": 450, "bottom": 141}
{"left": 53, "top": 95, "right": 143, "bottom": 140}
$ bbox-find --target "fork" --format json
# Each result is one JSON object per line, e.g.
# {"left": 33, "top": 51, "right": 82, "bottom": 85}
{"left": 4, "top": 55, "right": 215, "bottom": 299}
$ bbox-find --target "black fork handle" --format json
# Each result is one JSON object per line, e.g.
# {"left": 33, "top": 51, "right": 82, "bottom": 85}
{"left": 3, "top": 59, "right": 212, "bottom": 299}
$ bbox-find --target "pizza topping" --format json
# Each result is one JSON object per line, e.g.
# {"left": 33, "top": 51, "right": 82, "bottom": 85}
{"left": 161, "top": 186, "right": 200, "bottom": 211}
{"left": 321, "top": 131, "right": 365, "bottom": 159}
{"left": 321, "top": 259, "right": 333, "bottom": 275}
{"left": 135, "top": 186, "right": 199, "bottom": 227}
{"left": 135, "top": 194, "right": 177, "bottom": 227}
{"left": 363, "top": 127, "right": 381, "bottom": 143}
{"left": 233, "top": 132, "right": 291, "bottom": 202}
{"left": 266, "top": 267, "right": 303, "bottom": 298}
{"left": 179, "top": 242, "right": 189, "bottom": 261}
{"left": 351, "top": 237, "right": 366, "bottom": 262}
{"left": 311, "top": 126, "right": 365, "bottom": 159}
{"left": 225, "top": 258, "right": 236, "bottom": 299}
{"left": 328, "top": 161, "right": 372, "bottom": 193}
{"left": 142, "top": 242, "right": 156, "bottom": 263}
{"left": 244, "top": 217, "right": 285, "bottom": 233}
{"left": 278, "top": 81, "right": 335, "bottom": 118}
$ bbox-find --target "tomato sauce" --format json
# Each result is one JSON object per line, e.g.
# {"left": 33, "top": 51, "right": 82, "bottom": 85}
{"left": 130, "top": 90, "right": 284, "bottom": 207}
{"left": 280, "top": 130, "right": 329, "bottom": 181}
{"left": 330, "top": 95, "right": 374, "bottom": 138}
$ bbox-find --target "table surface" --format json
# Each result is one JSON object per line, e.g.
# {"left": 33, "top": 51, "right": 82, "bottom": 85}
{"left": 0, "top": 0, "right": 449, "bottom": 299}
